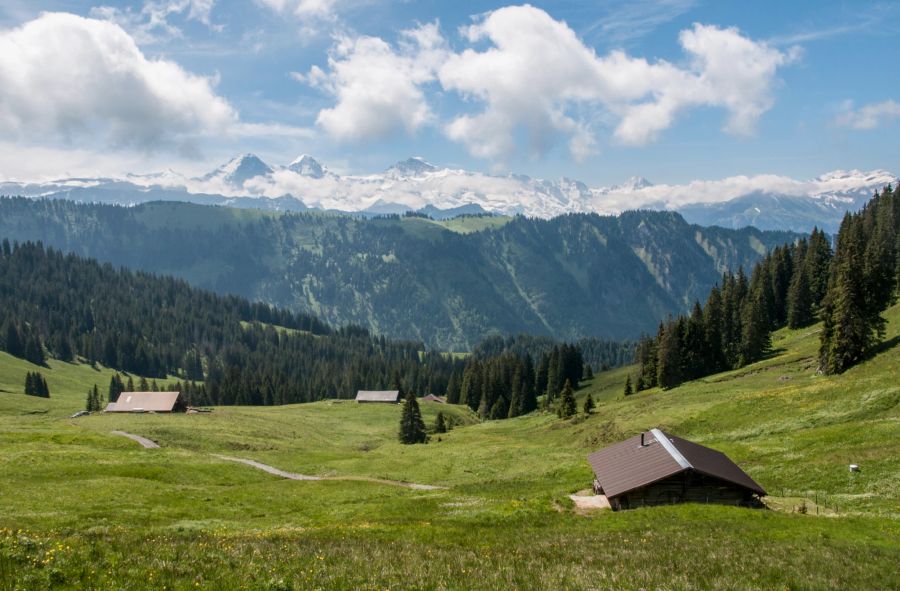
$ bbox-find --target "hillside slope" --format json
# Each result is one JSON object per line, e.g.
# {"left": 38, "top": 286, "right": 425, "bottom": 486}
{"left": 0, "top": 198, "right": 797, "bottom": 349}
{"left": 0, "top": 302, "right": 898, "bottom": 589}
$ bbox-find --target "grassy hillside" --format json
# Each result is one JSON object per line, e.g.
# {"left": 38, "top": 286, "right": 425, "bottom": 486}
{"left": 1, "top": 305, "right": 898, "bottom": 589}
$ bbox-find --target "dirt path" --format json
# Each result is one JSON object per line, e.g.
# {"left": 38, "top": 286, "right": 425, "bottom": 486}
{"left": 215, "top": 454, "right": 446, "bottom": 490}
{"left": 111, "top": 431, "right": 160, "bottom": 449}
{"left": 213, "top": 455, "right": 321, "bottom": 480}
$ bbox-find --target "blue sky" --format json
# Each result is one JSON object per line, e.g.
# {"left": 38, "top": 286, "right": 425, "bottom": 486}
{"left": 0, "top": 0, "right": 898, "bottom": 184}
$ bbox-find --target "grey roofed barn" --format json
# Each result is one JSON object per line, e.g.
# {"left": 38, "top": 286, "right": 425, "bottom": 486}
{"left": 105, "top": 391, "right": 181, "bottom": 412}
{"left": 587, "top": 428, "right": 765, "bottom": 510}
{"left": 355, "top": 390, "right": 401, "bottom": 403}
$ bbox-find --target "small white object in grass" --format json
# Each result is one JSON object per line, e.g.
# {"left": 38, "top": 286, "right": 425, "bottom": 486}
{"left": 849, "top": 464, "right": 860, "bottom": 472}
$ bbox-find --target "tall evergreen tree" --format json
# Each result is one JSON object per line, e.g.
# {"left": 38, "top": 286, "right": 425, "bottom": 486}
{"left": 557, "top": 379, "right": 577, "bottom": 419}
{"left": 787, "top": 262, "right": 814, "bottom": 328}
{"left": 623, "top": 374, "right": 633, "bottom": 396}
{"left": 434, "top": 411, "right": 447, "bottom": 434}
{"left": 820, "top": 215, "right": 877, "bottom": 373}
{"left": 655, "top": 320, "right": 682, "bottom": 390}
{"left": 582, "top": 391, "right": 595, "bottom": 415}
{"left": 398, "top": 391, "right": 427, "bottom": 444}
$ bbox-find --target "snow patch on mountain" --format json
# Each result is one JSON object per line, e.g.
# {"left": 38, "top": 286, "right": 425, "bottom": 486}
{"left": 1, "top": 154, "right": 894, "bottom": 232}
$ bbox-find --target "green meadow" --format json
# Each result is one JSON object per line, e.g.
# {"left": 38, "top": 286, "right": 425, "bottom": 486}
{"left": 1, "top": 305, "right": 898, "bottom": 589}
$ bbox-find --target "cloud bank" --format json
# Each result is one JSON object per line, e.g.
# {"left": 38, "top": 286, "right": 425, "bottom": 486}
{"left": 0, "top": 12, "right": 236, "bottom": 150}
{"left": 302, "top": 5, "right": 798, "bottom": 163}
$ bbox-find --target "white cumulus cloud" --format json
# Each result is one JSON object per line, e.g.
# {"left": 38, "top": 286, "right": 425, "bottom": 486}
{"left": 439, "top": 6, "right": 797, "bottom": 160}
{"left": 304, "top": 6, "right": 796, "bottom": 163}
{"left": 298, "top": 22, "right": 447, "bottom": 143}
{"left": 0, "top": 12, "right": 237, "bottom": 150}
{"left": 835, "top": 99, "right": 900, "bottom": 130}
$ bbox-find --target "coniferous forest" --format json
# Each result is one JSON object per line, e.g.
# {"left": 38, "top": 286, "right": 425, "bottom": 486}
{"left": 0, "top": 239, "right": 618, "bottom": 413}
{"left": 634, "top": 186, "right": 898, "bottom": 389}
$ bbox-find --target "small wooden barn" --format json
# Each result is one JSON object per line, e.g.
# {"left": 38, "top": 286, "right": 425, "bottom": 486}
{"left": 105, "top": 391, "right": 181, "bottom": 413}
{"left": 355, "top": 390, "right": 401, "bottom": 403}
{"left": 587, "top": 428, "right": 765, "bottom": 510}
{"left": 421, "top": 394, "right": 446, "bottom": 403}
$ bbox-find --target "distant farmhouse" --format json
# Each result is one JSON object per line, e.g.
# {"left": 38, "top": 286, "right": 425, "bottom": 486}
{"left": 421, "top": 394, "right": 446, "bottom": 403}
{"left": 355, "top": 390, "right": 401, "bottom": 403}
{"left": 587, "top": 429, "right": 766, "bottom": 510}
{"left": 105, "top": 391, "right": 181, "bottom": 413}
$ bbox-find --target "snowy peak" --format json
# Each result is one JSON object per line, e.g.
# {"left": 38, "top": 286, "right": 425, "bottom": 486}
{"left": 386, "top": 157, "right": 438, "bottom": 178}
{"left": 288, "top": 154, "right": 326, "bottom": 179}
{"left": 204, "top": 154, "right": 273, "bottom": 187}
{"left": 617, "top": 176, "right": 653, "bottom": 191}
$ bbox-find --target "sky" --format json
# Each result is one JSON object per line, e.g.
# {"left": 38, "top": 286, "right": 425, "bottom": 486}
{"left": 0, "top": 0, "right": 898, "bottom": 185}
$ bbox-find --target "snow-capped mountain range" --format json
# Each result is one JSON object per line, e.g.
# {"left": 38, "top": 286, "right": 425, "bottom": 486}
{"left": 0, "top": 154, "right": 895, "bottom": 232}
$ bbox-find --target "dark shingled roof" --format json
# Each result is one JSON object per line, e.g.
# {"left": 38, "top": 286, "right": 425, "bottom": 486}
{"left": 587, "top": 429, "right": 766, "bottom": 498}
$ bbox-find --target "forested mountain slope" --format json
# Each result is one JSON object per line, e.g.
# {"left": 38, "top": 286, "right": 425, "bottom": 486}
{"left": 0, "top": 198, "right": 797, "bottom": 349}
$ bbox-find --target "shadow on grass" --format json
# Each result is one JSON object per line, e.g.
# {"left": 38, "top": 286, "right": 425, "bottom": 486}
{"left": 865, "top": 335, "right": 900, "bottom": 358}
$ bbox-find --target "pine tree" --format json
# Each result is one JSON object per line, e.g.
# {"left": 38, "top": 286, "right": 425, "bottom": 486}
{"left": 623, "top": 374, "right": 633, "bottom": 396}
{"left": 545, "top": 349, "right": 560, "bottom": 401}
{"left": 445, "top": 371, "right": 461, "bottom": 404}
{"left": 740, "top": 293, "right": 770, "bottom": 365}
{"left": 126, "top": 376, "right": 135, "bottom": 392}
{"left": 434, "top": 411, "right": 447, "bottom": 434}
{"left": 398, "top": 391, "right": 427, "bottom": 444}
{"left": 4, "top": 320, "right": 23, "bottom": 358}
{"left": 108, "top": 373, "right": 125, "bottom": 402}
{"left": 656, "top": 320, "right": 682, "bottom": 390}
{"left": 787, "top": 262, "right": 814, "bottom": 328}
{"left": 583, "top": 364, "right": 594, "bottom": 379}
{"left": 24, "top": 372, "right": 36, "bottom": 396}
{"left": 805, "top": 228, "right": 833, "bottom": 308}
{"left": 582, "top": 391, "right": 595, "bottom": 415}
{"left": 507, "top": 364, "right": 524, "bottom": 418}
{"left": 820, "top": 215, "right": 873, "bottom": 373}
{"left": 557, "top": 379, "right": 577, "bottom": 419}
{"left": 139, "top": 376, "right": 149, "bottom": 391}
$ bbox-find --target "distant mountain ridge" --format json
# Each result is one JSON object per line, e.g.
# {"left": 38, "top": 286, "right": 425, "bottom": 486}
{"left": 0, "top": 197, "right": 798, "bottom": 350}
{"left": 1, "top": 154, "right": 893, "bottom": 232}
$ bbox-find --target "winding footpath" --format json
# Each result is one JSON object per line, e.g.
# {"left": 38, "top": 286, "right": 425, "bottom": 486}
{"left": 111, "top": 431, "right": 160, "bottom": 449}
{"left": 109, "top": 431, "right": 446, "bottom": 490}
{"left": 214, "top": 454, "right": 446, "bottom": 490}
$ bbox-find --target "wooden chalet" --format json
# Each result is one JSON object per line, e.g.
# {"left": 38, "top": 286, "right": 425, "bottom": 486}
{"left": 587, "top": 429, "right": 766, "bottom": 510}
{"left": 355, "top": 390, "right": 401, "bottom": 403}
{"left": 105, "top": 391, "right": 181, "bottom": 413}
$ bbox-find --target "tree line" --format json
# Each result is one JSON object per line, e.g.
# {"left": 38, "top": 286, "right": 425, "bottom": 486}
{"left": 633, "top": 186, "right": 898, "bottom": 389}
{"left": 0, "top": 240, "right": 460, "bottom": 405}
{"left": 444, "top": 344, "right": 585, "bottom": 419}
{"left": 1, "top": 239, "right": 601, "bottom": 419}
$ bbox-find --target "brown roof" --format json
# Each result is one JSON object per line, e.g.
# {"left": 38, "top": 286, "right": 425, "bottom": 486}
{"left": 587, "top": 429, "right": 766, "bottom": 498}
{"left": 355, "top": 390, "right": 401, "bottom": 402}
{"left": 421, "top": 394, "right": 446, "bottom": 403}
{"left": 107, "top": 391, "right": 180, "bottom": 412}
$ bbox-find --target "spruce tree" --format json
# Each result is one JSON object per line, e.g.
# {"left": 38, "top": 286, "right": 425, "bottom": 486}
{"left": 434, "top": 411, "right": 447, "bottom": 434}
{"left": 508, "top": 364, "right": 524, "bottom": 418}
{"left": 4, "top": 320, "right": 23, "bottom": 358}
{"left": 787, "top": 261, "right": 814, "bottom": 328}
{"left": 623, "top": 374, "right": 633, "bottom": 396}
{"left": 655, "top": 321, "right": 682, "bottom": 390}
{"left": 545, "top": 349, "right": 560, "bottom": 401}
{"left": 126, "top": 376, "right": 135, "bottom": 392}
{"left": 557, "top": 379, "right": 577, "bottom": 419}
{"left": 820, "top": 216, "right": 873, "bottom": 373}
{"left": 24, "top": 372, "right": 36, "bottom": 396}
{"left": 582, "top": 391, "right": 595, "bottom": 415}
{"left": 398, "top": 391, "right": 427, "bottom": 444}
{"left": 445, "top": 371, "right": 461, "bottom": 404}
